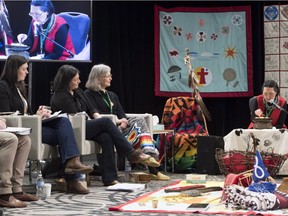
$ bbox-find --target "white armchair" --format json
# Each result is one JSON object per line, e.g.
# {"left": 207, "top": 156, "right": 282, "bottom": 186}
{"left": 2, "top": 113, "right": 151, "bottom": 182}
{"left": 5, "top": 114, "right": 115, "bottom": 161}
{"left": 68, "top": 114, "right": 117, "bottom": 156}
{"left": 1, "top": 115, "right": 22, "bottom": 127}
{"left": 1, "top": 114, "right": 117, "bottom": 183}
{"left": 1, "top": 115, "right": 48, "bottom": 182}
{"left": 2, "top": 115, "right": 61, "bottom": 161}
{"left": 21, "top": 115, "right": 58, "bottom": 161}
{"left": 126, "top": 113, "right": 153, "bottom": 136}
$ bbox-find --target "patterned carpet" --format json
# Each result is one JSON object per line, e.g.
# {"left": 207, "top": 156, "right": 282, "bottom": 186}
{"left": 1, "top": 170, "right": 227, "bottom": 216}
{"left": 4, "top": 154, "right": 284, "bottom": 216}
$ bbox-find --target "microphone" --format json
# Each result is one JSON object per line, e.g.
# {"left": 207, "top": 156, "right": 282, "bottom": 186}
{"left": 33, "top": 21, "right": 39, "bottom": 37}
{"left": 37, "top": 29, "right": 75, "bottom": 58}
{"left": 269, "top": 99, "right": 284, "bottom": 111}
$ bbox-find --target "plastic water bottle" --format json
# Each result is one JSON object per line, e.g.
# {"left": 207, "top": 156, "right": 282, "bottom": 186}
{"left": 79, "top": 173, "right": 86, "bottom": 181}
{"left": 36, "top": 171, "right": 45, "bottom": 199}
{"left": 125, "top": 159, "right": 131, "bottom": 181}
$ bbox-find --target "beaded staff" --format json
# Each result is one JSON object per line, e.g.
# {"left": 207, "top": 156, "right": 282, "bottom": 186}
{"left": 184, "top": 48, "right": 212, "bottom": 123}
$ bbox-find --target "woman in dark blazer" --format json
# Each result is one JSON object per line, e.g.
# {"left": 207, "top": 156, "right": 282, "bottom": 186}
{"left": 50, "top": 64, "right": 160, "bottom": 186}
{"left": 0, "top": 55, "right": 93, "bottom": 194}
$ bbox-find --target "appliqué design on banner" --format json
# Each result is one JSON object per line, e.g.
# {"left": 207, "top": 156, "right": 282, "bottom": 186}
{"left": 154, "top": 6, "right": 253, "bottom": 97}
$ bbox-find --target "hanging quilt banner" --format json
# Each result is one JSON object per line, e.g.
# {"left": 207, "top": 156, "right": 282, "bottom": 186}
{"left": 264, "top": 4, "right": 288, "bottom": 101}
{"left": 154, "top": 5, "right": 253, "bottom": 97}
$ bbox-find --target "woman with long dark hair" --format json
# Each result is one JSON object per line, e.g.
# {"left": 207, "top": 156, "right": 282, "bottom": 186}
{"left": 249, "top": 80, "right": 287, "bottom": 129}
{"left": 0, "top": 55, "right": 93, "bottom": 194}
{"left": 50, "top": 64, "right": 160, "bottom": 186}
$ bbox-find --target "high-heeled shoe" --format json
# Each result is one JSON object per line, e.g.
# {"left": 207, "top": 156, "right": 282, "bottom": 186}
{"left": 127, "top": 150, "right": 160, "bottom": 167}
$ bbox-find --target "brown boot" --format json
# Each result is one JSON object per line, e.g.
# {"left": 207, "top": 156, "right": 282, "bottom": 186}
{"left": 66, "top": 180, "right": 90, "bottom": 194}
{"left": 65, "top": 156, "right": 93, "bottom": 174}
{"left": 13, "top": 192, "right": 39, "bottom": 201}
{"left": 127, "top": 150, "right": 160, "bottom": 167}
{"left": 0, "top": 196, "right": 27, "bottom": 208}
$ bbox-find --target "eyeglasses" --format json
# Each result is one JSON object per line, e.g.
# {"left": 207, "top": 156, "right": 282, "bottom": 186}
{"left": 29, "top": 11, "right": 44, "bottom": 18}
{"left": 263, "top": 91, "right": 276, "bottom": 97}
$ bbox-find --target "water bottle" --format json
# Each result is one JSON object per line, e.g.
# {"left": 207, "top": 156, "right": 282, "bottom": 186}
{"left": 125, "top": 159, "right": 131, "bottom": 181}
{"left": 36, "top": 171, "right": 45, "bottom": 199}
{"left": 79, "top": 173, "right": 86, "bottom": 181}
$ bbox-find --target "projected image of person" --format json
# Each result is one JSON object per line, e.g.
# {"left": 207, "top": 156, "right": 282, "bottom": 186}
{"left": 0, "top": 0, "right": 13, "bottom": 55}
{"left": 17, "top": 0, "right": 75, "bottom": 60}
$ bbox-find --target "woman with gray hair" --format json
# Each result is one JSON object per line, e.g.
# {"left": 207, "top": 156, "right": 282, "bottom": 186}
{"left": 50, "top": 64, "right": 161, "bottom": 186}
{"left": 85, "top": 64, "right": 170, "bottom": 181}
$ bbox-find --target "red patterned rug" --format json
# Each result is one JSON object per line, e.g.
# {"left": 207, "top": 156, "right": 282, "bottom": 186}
{"left": 109, "top": 180, "right": 288, "bottom": 215}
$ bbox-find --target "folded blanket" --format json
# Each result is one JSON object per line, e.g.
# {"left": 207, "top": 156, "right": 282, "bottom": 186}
{"left": 226, "top": 185, "right": 280, "bottom": 211}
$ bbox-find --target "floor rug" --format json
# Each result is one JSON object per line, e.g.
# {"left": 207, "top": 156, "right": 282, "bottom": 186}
{"left": 109, "top": 180, "right": 288, "bottom": 215}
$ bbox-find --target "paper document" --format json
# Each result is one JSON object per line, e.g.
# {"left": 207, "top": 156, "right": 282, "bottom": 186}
{"left": 42, "top": 111, "right": 63, "bottom": 123}
{"left": 0, "top": 127, "right": 31, "bottom": 135}
{"left": 106, "top": 183, "right": 147, "bottom": 192}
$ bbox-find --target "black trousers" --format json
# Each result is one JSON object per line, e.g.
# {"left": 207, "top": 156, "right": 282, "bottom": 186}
{"left": 85, "top": 117, "right": 133, "bottom": 182}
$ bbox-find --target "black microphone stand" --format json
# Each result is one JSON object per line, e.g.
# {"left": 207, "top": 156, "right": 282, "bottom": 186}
{"left": 36, "top": 28, "right": 75, "bottom": 58}
{"left": 279, "top": 107, "right": 288, "bottom": 114}
{"left": 269, "top": 99, "right": 288, "bottom": 114}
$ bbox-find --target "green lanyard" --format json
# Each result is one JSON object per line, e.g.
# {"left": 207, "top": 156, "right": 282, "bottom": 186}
{"left": 265, "top": 101, "right": 274, "bottom": 117}
{"left": 39, "top": 15, "right": 54, "bottom": 53}
{"left": 98, "top": 91, "right": 113, "bottom": 114}
{"left": 265, "top": 108, "right": 274, "bottom": 117}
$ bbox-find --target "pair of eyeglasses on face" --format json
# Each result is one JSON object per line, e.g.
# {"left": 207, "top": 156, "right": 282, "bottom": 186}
{"left": 29, "top": 11, "right": 44, "bottom": 18}
{"left": 263, "top": 92, "right": 276, "bottom": 97}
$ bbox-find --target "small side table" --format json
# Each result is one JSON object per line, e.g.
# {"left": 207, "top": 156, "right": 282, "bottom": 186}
{"left": 153, "top": 129, "right": 174, "bottom": 172}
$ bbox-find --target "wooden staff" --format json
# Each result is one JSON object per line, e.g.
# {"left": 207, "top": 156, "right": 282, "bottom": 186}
{"left": 184, "top": 48, "right": 212, "bottom": 124}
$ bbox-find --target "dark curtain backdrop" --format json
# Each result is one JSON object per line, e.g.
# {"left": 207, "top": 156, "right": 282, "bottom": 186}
{"left": 0, "top": 1, "right": 277, "bottom": 137}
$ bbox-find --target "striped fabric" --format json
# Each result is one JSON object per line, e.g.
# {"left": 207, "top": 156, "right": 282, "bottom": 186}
{"left": 159, "top": 97, "right": 208, "bottom": 171}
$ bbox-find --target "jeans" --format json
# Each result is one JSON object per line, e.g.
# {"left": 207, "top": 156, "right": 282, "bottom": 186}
{"left": 86, "top": 117, "right": 133, "bottom": 182}
{"left": 42, "top": 117, "right": 81, "bottom": 181}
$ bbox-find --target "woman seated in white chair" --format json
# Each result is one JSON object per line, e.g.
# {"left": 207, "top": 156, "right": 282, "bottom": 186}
{"left": 0, "top": 55, "right": 93, "bottom": 194}
{"left": 50, "top": 64, "right": 161, "bottom": 186}
{"left": 84, "top": 64, "right": 169, "bottom": 181}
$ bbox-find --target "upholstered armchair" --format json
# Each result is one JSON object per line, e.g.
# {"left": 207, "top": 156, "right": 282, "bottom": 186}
{"left": 68, "top": 114, "right": 117, "bottom": 156}
{"left": 1, "top": 115, "right": 22, "bottom": 127}
{"left": 2, "top": 115, "right": 61, "bottom": 161}
{"left": 126, "top": 113, "right": 153, "bottom": 136}
{"left": 1, "top": 115, "right": 48, "bottom": 161}
{"left": 2, "top": 113, "right": 151, "bottom": 182}
{"left": 21, "top": 115, "right": 57, "bottom": 161}
{"left": 2, "top": 114, "right": 117, "bottom": 183}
